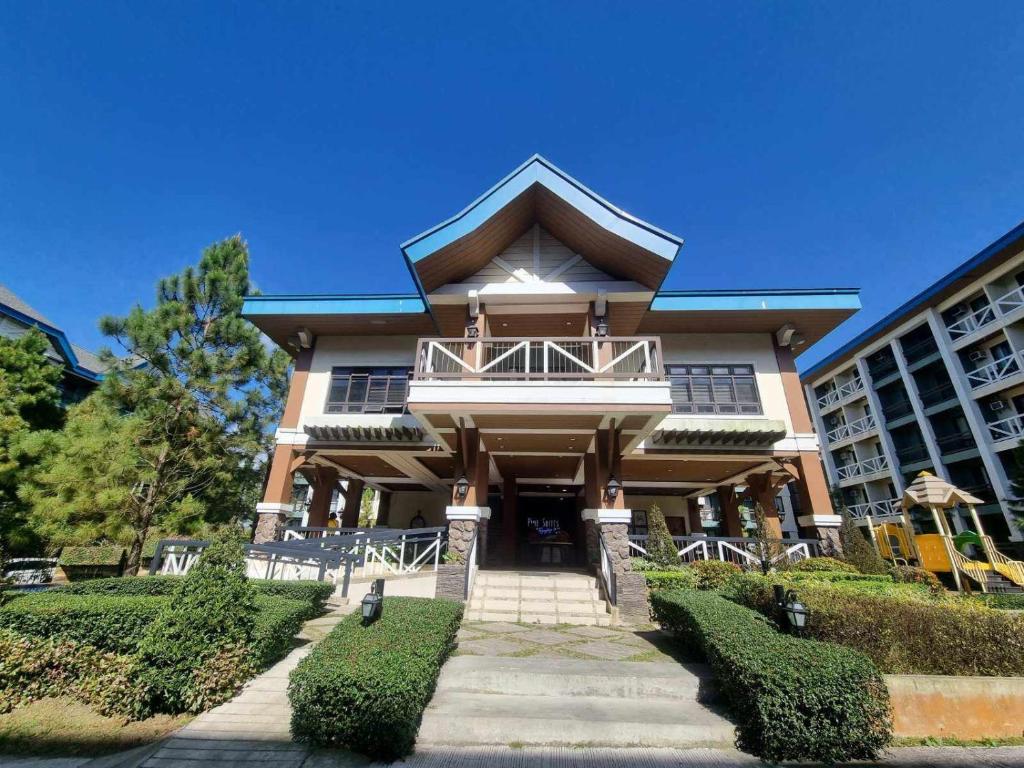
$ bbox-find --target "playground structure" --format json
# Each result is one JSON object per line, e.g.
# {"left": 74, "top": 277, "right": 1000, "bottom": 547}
{"left": 866, "top": 471, "right": 1024, "bottom": 593}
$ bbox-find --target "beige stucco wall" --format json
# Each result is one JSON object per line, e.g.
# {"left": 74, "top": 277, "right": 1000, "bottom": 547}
{"left": 657, "top": 333, "right": 794, "bottom": 434}
{"left": 299, "top": 335, "right": 419, "bottom": 424}
{"left": 386, "top": 490, "right": 448, "bottom": 529}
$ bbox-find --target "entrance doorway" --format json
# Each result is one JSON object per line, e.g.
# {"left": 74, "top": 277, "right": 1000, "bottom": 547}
{"left": 516, "top": 493, "right": 583, "bottom": 568}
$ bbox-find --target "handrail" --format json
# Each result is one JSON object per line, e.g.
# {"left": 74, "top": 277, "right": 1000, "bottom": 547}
{"left": 988, "top": 413, "right": 1024, "bottom": 442}
{"left": 463, "top": 525, "right": 479, "bottom": 601}
{"left": 846, "top": 498, "right": 901, "bottom": 519}
{"left": 967, "top": 353, "right": 1021, "bottom": 389}
{"left": 598, "top": 532, "right": 616, "bottom": 605}
{"left": 836, "top": 455, "right": 889, "bottom": 480}
{"left": 816, "top": 376, "right": 864, "bottom": 409}
{"left": 414, "top": 336, "right": 664, "bottom": 381}
{"left": 947, "top": 303, "right": 996, "bottom": 339}
{"left": 628, "top": 534, "right": 818, "bottom": 566}
{"left": 948, "top": 546, "right": 990, "bottom": 593}
{"left": 995, "top": 284, "right": 1024, "bottom": 316}
{"left": 826, "top": 414, "right": 876, "bottom": 444}
{"left": 982, "top": 535, "right": 1024, "bottom": 587}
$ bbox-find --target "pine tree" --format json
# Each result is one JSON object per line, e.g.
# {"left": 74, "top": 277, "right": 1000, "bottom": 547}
{"left": 645, "top": 504, "right": 679, "bottom": 568}
{"left": 23, "top": 236, "right": 289, "bottom": 571}
{"left": 829, "top": 485, "right": 889, "bottom": 574}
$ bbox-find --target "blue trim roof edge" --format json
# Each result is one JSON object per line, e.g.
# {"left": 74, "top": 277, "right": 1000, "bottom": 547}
{"left": 801, "top": 220, "right": 1024, "bottom": 382}
{"left": 651, "top": 288, "right": 861, "bottom": 312}
{"left": 242, "top": 294, "right": 428, "bottom": 316}
{"left": 0, "top": 302, "right": 102, "bottom": 381}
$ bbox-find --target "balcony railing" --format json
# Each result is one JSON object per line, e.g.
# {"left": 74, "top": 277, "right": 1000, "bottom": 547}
{"left": 936, "top": 431, "right": 975, "bottom": 454}
{"left": 882, "top": 399, "right": 915, "bottom": 421}
{"left": 816, "top": 376, "right": 864, "bottom": 409}
{"left": 947, "top": 304, "right": 996, "bottom": 339}
{"left": 995, "top": 284, "right": 1024, "bottom": 316}
{"left": 966, "top": 353, "right": 1021, "bottom": 390}
{"left": 895, "top": 443, "right": 930, "bottom": 464}
{"left": 847, "top": 498, "right": 901, "bottom": 519}
{"left": 868, "top": 357, "right": 899, "bottom": 379}
{"left": 825, "top": 414, "right": 877, "bottom": 444}
{"left": 918, "top": 380, "right": 957, "bottom": 407}
{"left": 988, "top": 413, "right": 1024, "bottom": 442}
{"left": 836, "top": 455, "right": 890, "bottom": 481}
{"left": 414, "top": 337, "right": 663, "bottom": 381}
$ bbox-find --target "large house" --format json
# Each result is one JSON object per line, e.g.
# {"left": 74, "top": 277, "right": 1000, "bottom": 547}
{"left": 242, "top": 156, "right": 859, "bottom": 608}
{"left": 802, "top": 222, "right": 1024, "bottom": 552}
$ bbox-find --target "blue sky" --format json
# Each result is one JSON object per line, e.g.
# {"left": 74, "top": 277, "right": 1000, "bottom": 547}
{"left": 1, "top": 2, "right": 1023, "bottom": 371}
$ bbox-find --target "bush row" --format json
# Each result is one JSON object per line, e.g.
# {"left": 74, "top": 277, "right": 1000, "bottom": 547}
{"left": 289, "top": 597, "right": 463, "bottom": 761}
{"left": 979, "top": 593, "right": 1024, "bottom": 611}
{"left": 0, "top": 627, "right": 150, "bottom": 720}
{"left": 725, "top": 572, "right": 1024, "bottom": 676}
{"left": 650, "top": 589, "right": 891, "bottom": 763}
{"left": 60, "top": 575, "right": 334, "bottom": 613}
{"left": 251, "top": 596, "right": 310, "bottom": 668}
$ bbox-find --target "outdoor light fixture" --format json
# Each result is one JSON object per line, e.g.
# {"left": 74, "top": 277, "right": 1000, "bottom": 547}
{"left": 595, "top": 315, "right": 609, "bottom": 337}
{"left": 773, "top": 585, "right": 809, "bottom": 635}
{"left": 606, "top": 476, "right": 621, "bottom": 502}
{"left": 466, "top": 322, "right": 480, "bottom": 338}
{"left": 361, "top": 578, "right": 385, "bottom": 625}
{"left": 454, "top": 474, "right": 470, "bottom": 499}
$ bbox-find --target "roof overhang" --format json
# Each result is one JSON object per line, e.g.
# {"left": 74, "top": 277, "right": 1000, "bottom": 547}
{"left": 0, "top": 301, "right": 102, "bottom": 382}
{"left": 401, "top": 155, "right": 683, "bottom": 295}
{"left": 639, "top": 289, "right": 861, "bottom": 352}
{"left": 241, "top": 294, "right": 435, "bottom": 352}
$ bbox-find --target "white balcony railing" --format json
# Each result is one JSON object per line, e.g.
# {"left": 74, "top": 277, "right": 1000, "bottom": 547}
{"left": 988, "top": 413, "right": 1024, "bottom": 442}
{"left": 825, "top": 414, "right": 877, "bottom": 444}
{"left": 816, "top": 376, "right": 864, "bottom": 409}
{"left": 836, "top": 455, "right": 890, "bottom": 481}
{"left": 966, "top": 352, "right": 1021, "bottom": 390}
{"left": 846, "top": 497, "right": 901, "bottom": 519}
{"left": 414, "top": 337, "right": 663, "bottom": 381}
{"left": 995, "top": 284, "right": 1024, "bottom": 316}
{"left": 946, "top": 304, "right": 996, "bottom": 339}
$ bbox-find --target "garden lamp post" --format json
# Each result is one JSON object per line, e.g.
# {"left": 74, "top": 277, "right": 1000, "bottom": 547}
{"left": 361, "top": 578, "right": 385, "bottom": 625}
{"left": 773, "top": 585, "right": 810, "bottom": 636}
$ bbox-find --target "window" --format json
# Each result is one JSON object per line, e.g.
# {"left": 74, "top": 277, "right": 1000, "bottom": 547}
{"left": 666, "top": 363, "right": 762, "bottom": 415}
{"left": 325, "top": 367, "right": 411, "bottom": 414}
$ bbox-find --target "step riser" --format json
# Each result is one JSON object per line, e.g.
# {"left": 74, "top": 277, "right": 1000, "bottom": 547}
{"left": 417, "top": 718, "right": 735, "bottom": 748}
{"left": 440, "top": 672, "right": 715, "bottom": 701}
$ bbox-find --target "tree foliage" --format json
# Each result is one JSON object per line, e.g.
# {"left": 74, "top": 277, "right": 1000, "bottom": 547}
{"left": 829, "top": 486, "right": 889, "bottom": 574}
{"left": 20, "top": 236, "right": 290, "bottom": 569}
{"left": 645, "top": 504, "right": 679, "bottom": 568}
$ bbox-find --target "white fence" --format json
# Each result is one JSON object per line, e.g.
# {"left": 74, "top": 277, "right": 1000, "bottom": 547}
{"left": 628, "top": 535, "right": 818, "bottom": 569}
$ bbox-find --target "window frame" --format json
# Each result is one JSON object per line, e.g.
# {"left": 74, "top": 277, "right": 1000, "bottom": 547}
{"left": 665, "top": 362, "right": 763, "bottom": 416}
{"left": 323, "top": 366, "right": 412, "bottom": 414}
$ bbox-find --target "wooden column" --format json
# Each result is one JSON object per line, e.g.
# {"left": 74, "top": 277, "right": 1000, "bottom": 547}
{"left": 375, "top": 490, "right": 392, "bottom": 527}
{"left": 502, "top": 476, "right": 517, "bottom": 563}
{"left": 686, "top": 498, "right": 703, "bottom": 535}
{"left": 341, "top": 478, "right": 364, "bottom": 528}
{"left": 279, "top": 346, "right": 315, "bottom": 429}
{"left": 305, "top": 466, "right": 340, "bottom": 528}
{"left": 746, "top": 473, "right": 783, "bottom": 539}
{"left": 594, "top": 426, "right": 625, "bottom": 510}
{"left": 718, "top": 485, "right": 744, "bottom": 537}
{"left": 255, "top": 446, "right": 299, "bottom": 543}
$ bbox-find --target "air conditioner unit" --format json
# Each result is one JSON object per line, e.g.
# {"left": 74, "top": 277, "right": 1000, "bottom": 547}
{"left": 990, "top": 400, "right": 1007, "bottom": 412}
{"left": 969, "top": 350, "right": 987, "bottom": 362}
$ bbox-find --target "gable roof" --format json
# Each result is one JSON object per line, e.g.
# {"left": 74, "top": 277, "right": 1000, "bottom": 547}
{"left": 401, "top": 155, "right": 684, "bottom": 295}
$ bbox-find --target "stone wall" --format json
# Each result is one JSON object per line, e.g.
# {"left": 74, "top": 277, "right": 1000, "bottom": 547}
{"left": 254, "top": 511, "right": 285, "bottom": 544}
{"left": 447, "top": 520, "right": 477, "bottom": 560}
{"left": 434, "top": 563, "right": 467, "bottom": 602}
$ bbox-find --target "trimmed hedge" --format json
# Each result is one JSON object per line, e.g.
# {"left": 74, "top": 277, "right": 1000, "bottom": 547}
{"left": 785, "top": 571, "right": 893, "bottom": 584}
{"left": 0, "top": 627, "right": 150, "bottom": 720}
{"left": 789, "top": 556, "right": 859, "bottom": 573}
{"left": 979, "top": 593, "right": 1024, "bottom": 611}
{"left": 0, "top": 593, "right": 165, "bottom": 654}
{"left": 688, "top": 559, "right": 741, "bottom": 589}
{"left": 651, "top": 589, "right": 891, "bottom": 763}
{"left": 727, "top": 573, "right": 1024, "bottom": 676}
{"left": 290, "top": 597, "right": 463, "bottom": 760}
{"left": 61, "top": 575, "right": 334, "bottom": 614}
{"left": 251, "top": 596, "right": 309, "bottom": 667}
{"left": 643, "top": 569, "right": 698, "bottom": 591}
{"left": 58, "top": 545, "right": 126, "bottom": 567}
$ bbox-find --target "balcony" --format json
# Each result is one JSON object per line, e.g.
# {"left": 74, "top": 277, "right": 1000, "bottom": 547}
{"left": 935, "top": 431, "right": 975, "bottom": 454}
{"left": 816, "top": 376, "right": 864, "bottom": 409}
{"left": 918, "top": 380, "right": 957, "bottom": 407}
{"left": 988, "top": 413, "right": 1024, "bottom": 443}
{"left": 966, "top": 353, "right": 1021, "bottom": 390}
{"left": 902, "top": 336, "right": 939, "bottom": 364}
{"left": 868, "top": 356, "right": 899, "bottom": 380}
{"left": 847, "top": 497, "right": 902, "bottom": 519}
{"left": 895, "top": 443, "right": 930, "bottom": 465}
{"left": 946, "top": 303, "right": 996, "bottom": 340}
{"left": 836, "top": 455, "right": 890, "bottom": 482}
{"left": 882, "top": 399, "right": 915, "bottom": 421}
{"left": 995, "top": 284, "right": 1024, "bottom": 316}
{"left": 825, "top": 414, "right": 876, "bottom": 445}
{"left": 415, "top": 337, "right": 662, "bottom": 381}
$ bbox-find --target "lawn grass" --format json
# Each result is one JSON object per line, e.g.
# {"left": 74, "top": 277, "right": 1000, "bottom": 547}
{"left": 0, "top": 698, "right": 191, "bottom": 757}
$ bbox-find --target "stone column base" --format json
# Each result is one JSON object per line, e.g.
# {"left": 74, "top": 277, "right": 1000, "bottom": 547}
{"left": 797, "top": 514, "right": 843, "bottom": 555}
{"left": 434, "top": 563, "right": 467, "bottom": 602}
{"left": 616, "top": 572, "right": 650, "bottom": 624}
{"left": 254, "top": 503, "right": 291, "bottom": 543}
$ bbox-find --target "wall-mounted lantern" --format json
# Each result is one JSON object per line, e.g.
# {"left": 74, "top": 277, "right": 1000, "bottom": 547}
{"left": 454, "top": 474, "right": 470, "bottom": 499}
{"left": 606, "top": 475, "right": 622, "bottom": 503}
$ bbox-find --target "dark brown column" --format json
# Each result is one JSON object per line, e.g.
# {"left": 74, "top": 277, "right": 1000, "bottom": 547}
{"left": 774, "top": 341, "right": 814, "bottom": 434}
{"left": 341, "top": 478, "right": 364, "bottom": 527}
{"left": 502, "top": 476, "right": 517, "bottom": 563}
{"left": 718, "top": 485, "right": 744, "bottom": 537}
{"left": 279, "top": 346, "right": 315, "bottom": 429}
{"left": 746, "top": 473, "right": 783, "bottom": 539}
{"left": 686, "top": 498, "right": 703, "bottom": 535}
{"left": 305, "top": 466, "right": 340, "bottom": 528}
{"left": 255, "top": 447, "right": 298, "bottom": 543}
{"left": 451, "top": 426, "right": 487, "bottom": 507}
{"left": 594, "top": 426, "right": 625, "bottom": 510}
{"left": 375, "top": 491, "right": 391, "bottom": 527}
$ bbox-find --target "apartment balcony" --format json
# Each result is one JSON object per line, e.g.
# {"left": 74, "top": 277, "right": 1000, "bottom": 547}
{"left": 825, "top": 414, "right": 877, "bottom": 445}
{"left": 966, "top": 352, "right": 1022, "bottom": 391}
{"left": 867, "top": 356, "right": 899, "bottom": 380}
{"left": 816, "top": 376, "right": 864, "bottom": 410}
{"left": 935, "top": 431, "right": 975, "bottom": 455}
{"left": 895, "top": 443, "right": 930, "bottom": 465}
{"left": 918, "top": 380, "right": 957, "bottom": 408}
{"left": 836, "top": 455, "right": 890, "bottom": 483}
{"left": 902, "top": 337, "right": 940, "bottom": 365}
{"left": 946, "top": 303, "right": 997, "bottom": 340}
{"left": 846, "top": 497, "right": 902, "bottom": 520}
{"left": 882, "top": 399, "right": 915, "bottom": 422}
{"left": 987, "top": 413, "right": 1024, "bottom": 444}
{"left": 994, "top": 284, "right": 1024, "bottom": 317}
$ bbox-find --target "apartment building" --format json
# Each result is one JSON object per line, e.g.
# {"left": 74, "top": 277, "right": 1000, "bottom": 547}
{"left": 803, "top": 222, "right": 1024, "bottom": 550}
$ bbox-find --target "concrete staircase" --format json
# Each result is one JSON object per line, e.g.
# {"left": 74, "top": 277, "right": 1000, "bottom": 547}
{"left": 465, "top": 570, "right": 610, "bottom": 625}
{"left": 418, "top": 655, "right": 736, "bottom": 748}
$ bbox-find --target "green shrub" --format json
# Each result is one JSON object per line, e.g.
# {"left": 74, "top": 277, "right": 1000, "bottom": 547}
{"left": 786, "top": 571, "right": 893, "bottom": 584}
{"left": 249, "top": 580, "right": 334, "bottom": 615}
{"left": 890, "top": 564, "right": 944, "bottom": 594}
{"left": 650, "top": 589, "right": 891, "bottom": 763}
{"left": 289, "top": 597, "right": 463, "bottom": 760}
{"left": 643, "top": 569, "right": 698, "bottom": 591}
{"left": 630, "top": 557, "right": 657, "bottom": 572}
{"left": 251, "top": 596, "right": 309, "bottom": 668}
{"left": 789, "top": 556, "right": 859, "bottom": 573}
{"left": 0, "top": 627, "right": 150, "bottom": 720}
{"left": 137, "top": 531, "right": 258, "bottom": 713}
{"left": 838, "top": 513, "right": 890, "bottom": 574}
{"left": 978, "top": 593, "right": 1024, "bottom": 611}
{"left": 726, "top": 573, "right": 1024, "bottom": 676}
{"left": 645, "top": 505, "right": 679, "bottom": 568}
{"left": 58, "top": 545, "right": 126, "bottom": 567}
{"left": 0, "top": 593, "right": 165, "bottom": 654}
{"left": 689, "top": 559, "right": 741, "bottom": 589}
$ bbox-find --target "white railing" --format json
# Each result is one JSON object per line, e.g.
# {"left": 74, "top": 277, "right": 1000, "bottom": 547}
{"left": 836, "top": 455, "right": 890, "bottom": 481}
{"left": 628, "top": 536, "right": 710, "bottom": 563}
{"left": 846, "top": 498, "right": 902, "bottom": 519}
{"left": 995, "top": 285, "right": 1024, "bottom": 316}
{"left": 463, "top": 526, "right": 479, "bottom": 600}
{"left": 599, "top": 534, "right": 616, "bottom": 605}
{"left": 966, "top": 353, "right": 1021, "bottom": 389}
{"left": 3, "top": 557, "right": 58, "bottom": 585}
{"left": 159, "top": 544, "right": 204, "bottom": 575}
{"left": 988, "top": 413, "right": 1024, "bottom": 442}
{"left": 947, "top": 304, "right": 996, "bottom": 339}
{"left": 826, "top": 414, "right": 876, "bottom": 444}
{"left": 362, "top": 529, "right": 445, "bottom": 576}
{"left": 414, "top": 336, "right": 663, "bottom": 381}
{"left": 629, "top": 535, "right": 816, "bottom": 568}
{"left": 816, "top": 376, "right": 864, "bottom": 409}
